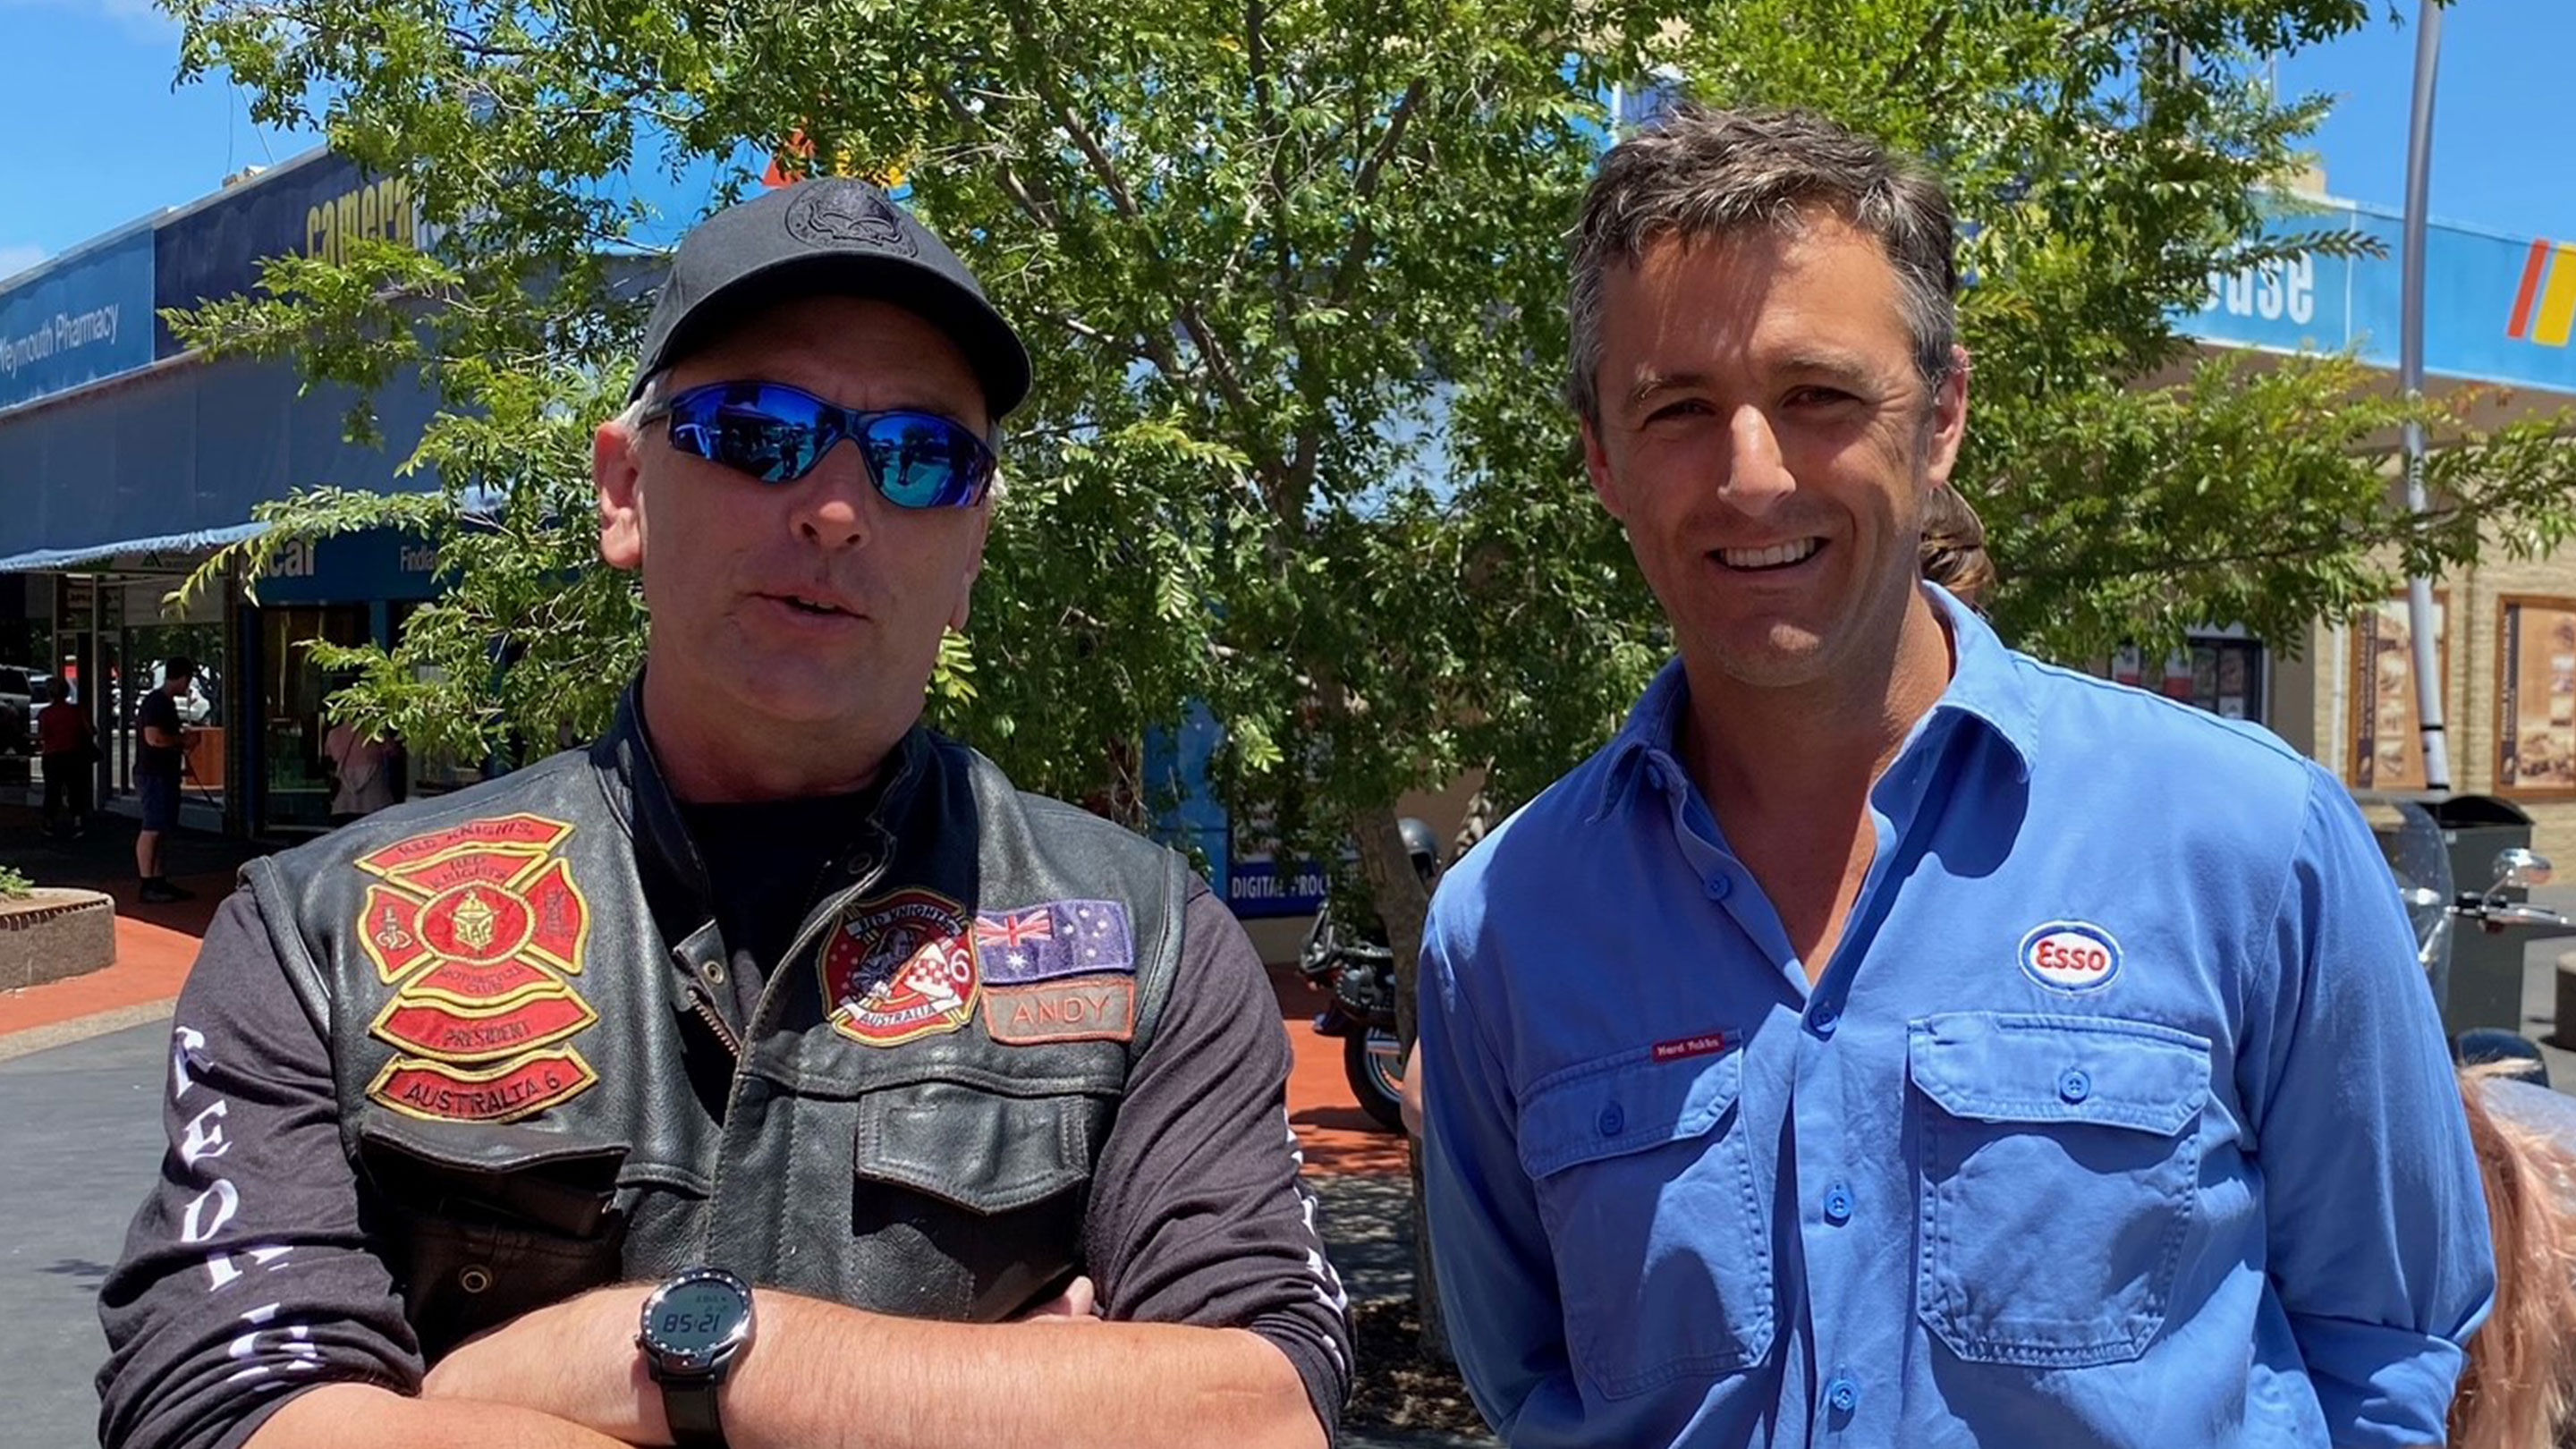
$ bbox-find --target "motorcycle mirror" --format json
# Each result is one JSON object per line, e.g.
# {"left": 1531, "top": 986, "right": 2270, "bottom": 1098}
{"left": 2492, "top": 847, "right": 2554, "bottom": 892}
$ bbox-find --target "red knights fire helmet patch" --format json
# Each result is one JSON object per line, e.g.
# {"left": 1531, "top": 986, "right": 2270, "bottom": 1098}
{"left": 352, "top": 813, "right": 601, "bottom": 1123}
{"left": 820, "top": 888, "right": 980, "bottom": 1046}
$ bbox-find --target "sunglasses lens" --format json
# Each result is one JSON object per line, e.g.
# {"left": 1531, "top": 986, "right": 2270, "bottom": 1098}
{"left": 667, "top": 385, "right": 824, "bottom": 484}
{"left": 861, "top": 413, "right": 994, "bottom": 508}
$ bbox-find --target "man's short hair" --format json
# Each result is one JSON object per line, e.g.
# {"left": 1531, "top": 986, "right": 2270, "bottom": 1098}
{"left": 1568, "top": 104, "right": 1961, "bottom": 425}
{"left": 164, "top": 656, "right": 198, "bottom": 683}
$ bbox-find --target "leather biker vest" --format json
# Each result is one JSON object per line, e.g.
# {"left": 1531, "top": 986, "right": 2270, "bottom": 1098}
{"left": 240, "top": 691, "right": 1188, "bottom": 1359}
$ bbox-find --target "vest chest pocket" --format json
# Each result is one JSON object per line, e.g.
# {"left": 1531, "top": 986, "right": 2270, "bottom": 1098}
{"left": 849, "top": 1078, "right": 1117, "bottom": 1321}
{"left": 1516, "top": 1044, "right": 1770, "bottom": 1400}
{"left": 354, "top": 1114, "right": 629, "bottom": 1361}
{"left": 1908, "top": 1013, "right": 2210, "bottom": 1368}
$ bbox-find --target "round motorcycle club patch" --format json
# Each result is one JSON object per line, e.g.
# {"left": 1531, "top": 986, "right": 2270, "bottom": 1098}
{"left": 820, "top": 888, "right": 980, "bottom": 1047}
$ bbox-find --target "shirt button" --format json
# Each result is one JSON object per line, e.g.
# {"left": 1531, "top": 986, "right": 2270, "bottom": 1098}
{"left": 1826, "top": 1375, "right": 1860, "bottom": 1414}
{"left": 1597, "top": 1103, "right": 1625, "bottom": 1137}
{"left": 2059, "top": 1067, "right": 2092, "bottom": 1104}
{"left": 1823, "top": 1182, "right": 1853, "bottom": 1224}
{"left": 1703, "top": 875, "right": 1731, "bottom": 901}
{"left": 1810, "top": 1004, "right": 1840, "bottom": 1038}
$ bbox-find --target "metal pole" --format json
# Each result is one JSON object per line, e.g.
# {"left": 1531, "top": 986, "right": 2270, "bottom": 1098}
{"left": 2400, "top": 1, "right": 2450, "bottom": 790}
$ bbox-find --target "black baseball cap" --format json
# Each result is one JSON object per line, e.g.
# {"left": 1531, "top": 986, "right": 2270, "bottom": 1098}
{"left": 627, "top": 178, "right": 1033, "bottom": 419}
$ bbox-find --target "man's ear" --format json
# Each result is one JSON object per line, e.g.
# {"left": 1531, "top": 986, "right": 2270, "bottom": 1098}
{"left": 1583, "top": 417, "right": 1627, "bottom": 521}
{"left": 947, "top": 496, "right": 996, "bottom": 632}
{"left": 1921, "top": 345, "right": 1971, "bottom": 488}
{"left": 597, "top": 419, "right": 644, "bottom": 572}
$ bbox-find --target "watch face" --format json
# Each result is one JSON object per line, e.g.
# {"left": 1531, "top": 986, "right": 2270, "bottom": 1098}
{"left": 647, "top": 1279, "right": 747, "bottom": 1359}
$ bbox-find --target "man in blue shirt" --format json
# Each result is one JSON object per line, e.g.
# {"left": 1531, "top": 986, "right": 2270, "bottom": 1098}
{"left": 1417, "top": 104, "right": 2494, "bottom": 1448}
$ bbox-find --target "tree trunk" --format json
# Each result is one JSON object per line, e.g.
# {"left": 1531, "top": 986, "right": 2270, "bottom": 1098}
{"left": 1351, "top": 802, "right": 1451, "bottom": 1364}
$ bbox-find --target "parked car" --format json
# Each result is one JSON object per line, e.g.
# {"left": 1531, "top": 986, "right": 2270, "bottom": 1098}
{"left": 0, "top": 666, "right": 31, "bottom": 754}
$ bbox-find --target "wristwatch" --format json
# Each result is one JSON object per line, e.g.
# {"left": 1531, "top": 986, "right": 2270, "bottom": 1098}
{"left": 636, "top": 1267, "right": 757, "bottom": 1448}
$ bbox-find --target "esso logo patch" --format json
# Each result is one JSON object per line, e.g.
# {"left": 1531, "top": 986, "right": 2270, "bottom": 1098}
{"left": 2018, "top": 920, "right": 2123, "bottom": 992}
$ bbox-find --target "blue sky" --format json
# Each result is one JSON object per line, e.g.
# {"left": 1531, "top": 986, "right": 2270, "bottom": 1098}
{"left": 1, "top": 0, "right": 2571, "bottom": 281}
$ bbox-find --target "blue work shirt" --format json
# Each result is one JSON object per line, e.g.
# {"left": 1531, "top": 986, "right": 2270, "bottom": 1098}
{"left": 1419, "top": 588, "right": 2494, "bottom": 1448}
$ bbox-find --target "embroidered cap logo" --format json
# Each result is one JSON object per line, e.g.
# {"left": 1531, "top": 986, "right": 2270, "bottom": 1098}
{"left": 783, "top": 181, "right": 918, "bottom": 257}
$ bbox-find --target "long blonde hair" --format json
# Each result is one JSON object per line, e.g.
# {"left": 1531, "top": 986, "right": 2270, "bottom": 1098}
{"left": 2450, "top": 1066, "right": 2576, "bottom": 1449}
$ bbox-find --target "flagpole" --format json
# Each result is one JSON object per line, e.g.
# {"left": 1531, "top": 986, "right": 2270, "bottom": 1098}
{"left": 2400, "top": 0, "right": 2451, "bottom": 790}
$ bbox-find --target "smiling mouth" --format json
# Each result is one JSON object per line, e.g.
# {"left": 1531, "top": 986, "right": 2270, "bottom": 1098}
{"left": 1714, "top": 538, "right": 1824, "bottom": 572}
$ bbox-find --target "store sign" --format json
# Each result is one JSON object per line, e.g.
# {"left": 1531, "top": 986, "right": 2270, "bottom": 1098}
{"left": 0, "top": 230, "right": 155, "bottom": 411}
{"left": 154, "top": 154, "right": 436, "bottom": 358}
{"left": 2181, "top": 201, "right": 2576, "bottom": 395}
{"left": 250, "top": 527, "right": 444, "bottom": 604}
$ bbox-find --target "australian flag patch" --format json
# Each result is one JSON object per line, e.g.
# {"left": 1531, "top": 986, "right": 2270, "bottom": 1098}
{"left": 974, "top": 900, "right": 1137, "bottom": 984}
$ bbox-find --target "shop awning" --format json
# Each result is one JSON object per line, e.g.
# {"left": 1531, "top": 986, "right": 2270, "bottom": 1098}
{"left": 0, "top": 521, "right": 267, "bottom": 573}
{"left": 0, "top": 351, "right": 442, "bottom": 573}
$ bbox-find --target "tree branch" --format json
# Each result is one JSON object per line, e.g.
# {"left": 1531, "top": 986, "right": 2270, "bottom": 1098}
{"left": 1883, "top": 6, "right": 1952, "bottom": 93}
{"left": 934, "top": 84, "right": 1063, "bottom": 230}
{"left": 1003, "top": 10, "right": 1265, "bottom": 453}
{"left": 1326, "top": 77, "right": 1427, "bottom": 309}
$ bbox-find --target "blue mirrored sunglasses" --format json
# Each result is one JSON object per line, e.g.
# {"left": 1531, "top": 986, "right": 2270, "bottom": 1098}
{"left": 640, "top": 379, "right": 997, "bottom": 507}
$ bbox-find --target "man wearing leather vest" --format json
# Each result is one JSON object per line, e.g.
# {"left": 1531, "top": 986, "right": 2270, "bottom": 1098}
{"left": 97, "top": 178, "right": 1352, "bottom": 1449}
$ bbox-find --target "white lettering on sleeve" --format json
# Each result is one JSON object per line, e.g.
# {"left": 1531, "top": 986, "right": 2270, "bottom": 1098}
{"left": 179, "top": 1099, "right": 232, "bottom": 1167}
{"left": 171, "top": 1025, "right": 210, "bottom": 1100}
{"left": 222, "top": 1302, "right": 323, "bottom": 1384}
{"left": 205, "top": 1244, "right": 294, "bottom": 1292}
{"left": 179, "top": 1178, "right": 242, "bottom": 1246}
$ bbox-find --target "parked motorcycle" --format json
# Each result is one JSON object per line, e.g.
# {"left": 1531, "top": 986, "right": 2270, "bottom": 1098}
{"left": 1297, "top": 818, "right": 1439, "bottom": 1132}
{"left": 2384, "top": 798, "right": 2568, "bottom": 1080}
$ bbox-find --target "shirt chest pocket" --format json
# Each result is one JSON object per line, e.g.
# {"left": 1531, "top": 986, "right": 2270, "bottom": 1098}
{"left": 1517, "top": 1045, "right": 1772, "bottom": 1400}
{"left": 1908, "top": 1013, "right": 2209, "bottom": 1368}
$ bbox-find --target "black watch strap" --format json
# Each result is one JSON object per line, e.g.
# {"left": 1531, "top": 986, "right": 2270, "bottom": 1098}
{"left": 661, "top": 1374, "right": 728, "bottom": 1449}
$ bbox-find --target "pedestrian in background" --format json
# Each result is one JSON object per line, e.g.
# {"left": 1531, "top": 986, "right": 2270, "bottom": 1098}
{"left": 37, "top": 674, "right": 95, "bottom": 839}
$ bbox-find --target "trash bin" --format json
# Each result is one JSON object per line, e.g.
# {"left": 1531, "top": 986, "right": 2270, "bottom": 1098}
{"left": 2427, "top": 795, "right": 2537, "bottom": 1038}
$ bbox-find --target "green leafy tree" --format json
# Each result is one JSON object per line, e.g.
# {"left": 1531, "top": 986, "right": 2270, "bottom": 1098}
{"left": 170, "top": 0, "right": 2576, "bottom": 1365}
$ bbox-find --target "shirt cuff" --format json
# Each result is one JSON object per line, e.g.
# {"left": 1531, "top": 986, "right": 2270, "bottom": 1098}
{"left": 2288, "top": 1312, "right": 2473, "bottom": 1447}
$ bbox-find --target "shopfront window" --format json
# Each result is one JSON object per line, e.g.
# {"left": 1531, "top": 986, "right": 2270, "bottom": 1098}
{"left": 258, "top": 604, "right": 372, "bottom": 836}
{"left": 2106, "top": 636, "right": 2267, "bottom": 725}
{"left": 116, "top": 577, "right": 227, "bottom": 809}
{"left": 0, "top": 575, "right": 50, "bottom": 787}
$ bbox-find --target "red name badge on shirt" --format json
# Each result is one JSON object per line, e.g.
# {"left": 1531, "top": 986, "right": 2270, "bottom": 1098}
{"left": 1652, "top": 1030, "right": 1735, "bottom": 1063}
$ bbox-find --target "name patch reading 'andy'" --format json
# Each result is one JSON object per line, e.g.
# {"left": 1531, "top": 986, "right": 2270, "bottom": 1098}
{"left": 983, "top": 974, "right": 1138, "bottom": 1046}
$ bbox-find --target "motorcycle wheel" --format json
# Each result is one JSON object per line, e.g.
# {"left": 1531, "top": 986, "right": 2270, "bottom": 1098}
{"left": 1344, "top": 1027, "right": 1407, "bottom": 1133}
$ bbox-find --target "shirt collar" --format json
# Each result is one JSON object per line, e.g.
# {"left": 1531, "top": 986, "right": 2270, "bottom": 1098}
{"left": 1592, "top": 583, "right": 2038, "bottom": 821}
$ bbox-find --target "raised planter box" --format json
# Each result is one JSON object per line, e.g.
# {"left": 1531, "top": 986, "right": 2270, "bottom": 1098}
{"left": 0, "top": 889, "right": 118, "bottom": 992}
